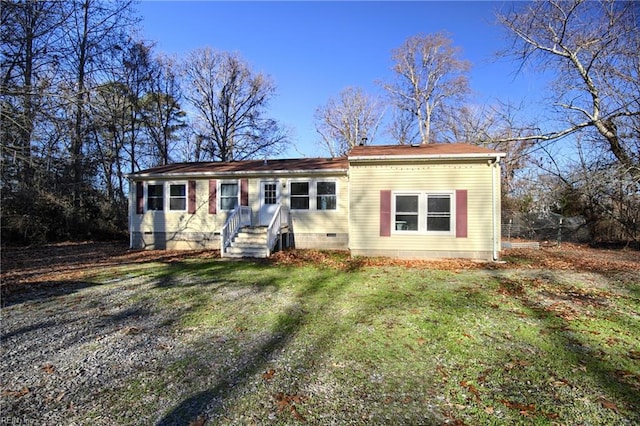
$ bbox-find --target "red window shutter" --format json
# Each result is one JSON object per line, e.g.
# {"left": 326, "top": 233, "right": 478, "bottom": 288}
{"left": 136, "top": 182, "right": 144, "bottom": 214}
{"left": 188, "top": 180, "right": 196, "bottom": 214}
{"left": 209, "top": 180, "right": 217, "bottom": 214}
{"left": 380, "top": 190, "right": 391, "bottom": 237}
{"left": 456, "top": 190, "right": 468, "bottom": 238}
{"left": 240, "top": 179, "right": 249, "bottom": 206}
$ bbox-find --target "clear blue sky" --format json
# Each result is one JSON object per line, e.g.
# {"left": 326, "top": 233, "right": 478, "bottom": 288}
{"left": 136, "top": 1, "right": 547, "bottom": 158}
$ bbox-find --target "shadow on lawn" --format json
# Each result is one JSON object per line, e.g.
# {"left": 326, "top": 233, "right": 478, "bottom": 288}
{"left": 155, "top": 260, "right": 354, "bottom": 425}
{"left": 1, "top": 280, "right": 102, "bottom": 308}
{"left": 492, "top": 272, "right": 640, "bottom": 417}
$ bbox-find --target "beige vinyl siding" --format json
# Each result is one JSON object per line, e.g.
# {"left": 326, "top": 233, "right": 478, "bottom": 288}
{"left": 349, "top": 160, "right": 500, "bottom": 259}
{"left": 130, "top": 173, "right": 350, "bottom": 249}
{"left": 286, "top": 175, "right": 349, "bottom": 235}
{"left": 130, "top": 179, "right": 225, "bottom": 249}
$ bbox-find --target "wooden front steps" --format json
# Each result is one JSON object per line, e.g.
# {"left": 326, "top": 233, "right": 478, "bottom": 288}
{"left": 225, "top": 226, "right": 270, "bottom": 258}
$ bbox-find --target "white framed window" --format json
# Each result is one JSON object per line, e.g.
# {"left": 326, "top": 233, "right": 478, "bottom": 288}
{"left": 147, "top": 184, "right": 164, "bottom": 211}
{"left": 392, "top": 191, "right": 454, "bottom": 234}
{"left": 289, "top": 179, "right": 339, "bottom": 211}
{"left": 427, "top": 194, "right": 452, "bottom": 232}
{"left": 394, "top": 194, "right": 419, "bottom": 231}
{"left": 263, "top": 182, "right": 277, "bottom": 205}
{"left": 290, "top": 182, "right": 310, "bottom": 210}
{"left": 169, "top": 183, "right": 187, "bottom": 211}
{"left": 316, "top": 181, "right": 337, "bottom": 210}
{"left": 220, "top": 181, "right": 239, "bottom": 211}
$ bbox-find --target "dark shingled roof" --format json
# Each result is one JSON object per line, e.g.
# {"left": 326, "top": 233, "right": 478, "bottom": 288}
{"left": 130, "top": 157, "right": 348, "bottom": 176}
{"left": 130, "top": 144, "right": 503, "bottom": 177}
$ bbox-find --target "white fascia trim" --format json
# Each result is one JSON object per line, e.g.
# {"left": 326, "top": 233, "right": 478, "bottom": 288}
{"left": 348, "top": 153, "right": 506, "bottom": 162}
{"left": 127, "top": 168, "right": 349, "bottom": 180}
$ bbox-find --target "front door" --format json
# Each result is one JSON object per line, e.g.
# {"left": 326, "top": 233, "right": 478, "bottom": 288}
{"left": 259, "top": 181, "right": 280, "bottom": 226}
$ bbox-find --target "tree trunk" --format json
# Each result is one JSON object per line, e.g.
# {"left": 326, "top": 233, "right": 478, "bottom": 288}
{"left": 71, "top": 0, "right": 90, "bottom": 214}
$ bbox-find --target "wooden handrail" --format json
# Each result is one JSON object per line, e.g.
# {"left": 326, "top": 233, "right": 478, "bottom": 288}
{"left": 221, "top": 205, "right": 251, "bottom": 256}
{"left": 266, "top": 204, "right": 283, "bottom": 256}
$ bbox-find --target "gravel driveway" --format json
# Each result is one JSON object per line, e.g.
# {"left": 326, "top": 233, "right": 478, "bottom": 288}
{"left": 1, "top": 268, "right": 310, "bottom": 426}
{"left": 3, "top": 277, "right": 160, "bottom": 423}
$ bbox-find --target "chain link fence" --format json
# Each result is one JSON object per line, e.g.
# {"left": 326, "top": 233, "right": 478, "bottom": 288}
{"left": 502, "top": 210, "right": 589, "bottom": 247}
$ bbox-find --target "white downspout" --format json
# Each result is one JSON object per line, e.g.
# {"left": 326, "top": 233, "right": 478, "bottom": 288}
{"left": 492, "top": 156, "right": 500, "bottom": 261}
{"left": 128, "top": 179, "right": 133, "bottom": 249}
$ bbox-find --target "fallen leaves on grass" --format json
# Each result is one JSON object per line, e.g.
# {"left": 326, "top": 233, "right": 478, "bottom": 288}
{"left": 273, "top": 392, "right": 308, "bottom": 422}
{"left": 1, "top": 241, "right": 218, "bottom": 295}
{"left": 504, "top": 243, "right": 640, "bottom": 274}
{"left": 188, "top": 415, "right": 207, "bottom": 426}
{"left": 500, "top": 399, "right": 560, "bottom": 420}
{"left": 42, "top": 364, "right": 55, "bottom": 374}
{"left": 1, "top": 386, "right": 30, "bottom": 397}
{"left": 504, "top": 359, "right": 531, "bottom": 371}
{"left": 460, "top": 380, "right": 481, "bottom": 402}
{"left": 270, "top": 250, "right": 484, "bottom": 271}
{"left": 121, "top": 326, "right": 142, "bottom": 335}
{"left": 262, "top": 369, "right": 276, "bottom": 381}
{"left": 599, "top": 398, "right": 620, "bottom": 412}
{"left": 500, "top": 399, "right": 536, "bottom": 416}
{"left": 436, "top": 365, "right": 449, "bottom": 383}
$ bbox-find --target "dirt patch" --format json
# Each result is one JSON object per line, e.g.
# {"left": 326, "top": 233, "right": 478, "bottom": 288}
{"left": 2, "top": 241, "right": 638, "bottom": 295}
{"left": 270, "top": 243, "right": 639, "bottom": 275}
{"left": 502, "top": 243, "right": 640, "bottom": 273}
{"left": 1, "top": 242, "right": 217, "bottom": 297}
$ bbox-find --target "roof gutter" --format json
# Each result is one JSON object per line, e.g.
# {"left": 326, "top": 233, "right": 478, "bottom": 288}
{"left": 126, "top": 168, "right": 349, "bottom": 180}
{"left": 348, "top": 153, "right": 506, "bottom": 162}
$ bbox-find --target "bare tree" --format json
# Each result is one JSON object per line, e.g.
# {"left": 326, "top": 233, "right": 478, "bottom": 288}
{"left": 314, "top": 87, "right": 384, "bottom": 157}
{"left": 441, "top": 102, "right": 540, "bottom": 190}
{"left": 141, "top": 54, "right": 186, "bottom": 166}
{"left": 182, "top": 48, "right": 288, "bottom": 162}
{"left": 384, "top": 32, "right": 471, "bottom": 144}
{"left": 497, "top": 0, "right": 640, "bottom": 182}
{"left": 60, "top": 0, "right": 135, "bottom": 215}
{"left": 1, "top": 1, "right": 67, "bottom": 189}
{"left": 386, "top": 107, "right": 420, "bottom": 145}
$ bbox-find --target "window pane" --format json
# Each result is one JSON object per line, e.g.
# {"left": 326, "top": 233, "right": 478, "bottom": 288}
{"left": 148, "top": 184, "right": 163, "bottom": 197}
{"left": 170, "top": 198, "right": 186, "bottom": 210}
{"left": 290, "top": 182, "right": 309, "bottom": 210}
{"left": 148, "top": 198, "right": 164, "bottom": 211}
{"left": 147, "top": 184, "right": 164, "bottom": 211}
{"left": 317, "top": 182, "right": 335, "bottom": 195}
{"left": 317, "top": 196, "right": 336, "bottom": 210}
{"left": 291, "top": 182, "right": 309, "bottom": 196}
{"left": 291, "top": 197, "right": 309, "bottom": 210}
{"left": 264, "top": 183, "right": 277, "bottom": 205}
{"left": 220, "top": 183, "right": 238, "bottom": 197}
{"left": 170, "top": 184, "right": 185, "bottom": 197}
{"left": 428, "top": 195, "right": 450, "bottom": 213}
{"left": 221, "top": 197, "right": 238, "bottom": 210}
{"left": 395, "top": 214, "right": 418, "bottom": 231}
{"left": 317, "top": 182, "right": 336, "bottom": 210}
{"left": 427, "top": 216, "right": 451, "bottom": 231}
{"left": 396, "top": 195, "right": 418, "bottom": 213}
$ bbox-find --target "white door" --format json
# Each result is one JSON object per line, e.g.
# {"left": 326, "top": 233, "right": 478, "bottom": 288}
{"left": 259, "top": 181, "right": 280, "bottom": 226}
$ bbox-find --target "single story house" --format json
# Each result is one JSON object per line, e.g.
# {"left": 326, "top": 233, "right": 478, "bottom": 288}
{"left": 128, "top": 143, "right": 505, "bottom": 260}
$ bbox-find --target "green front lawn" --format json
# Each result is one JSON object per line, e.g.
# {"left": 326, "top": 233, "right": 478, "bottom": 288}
{"left": 3, "top": 250, "right": 640, "bottom": 425}
{"left": 95, "top": 250, "right": 640, "bottom": 425}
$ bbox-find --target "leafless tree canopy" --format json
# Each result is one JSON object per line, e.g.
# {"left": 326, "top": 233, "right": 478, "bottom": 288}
{"left": 384, "top": 32, "right": 471, "bottom": 144}
{"left": 498, "top": 0, "right": 640, "bottom": 182}
{"left": 183, "top": 48, "right": 288, "bottom": 162}
{"left": 314, "top": 87, "right": 384, "bottom": 157}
